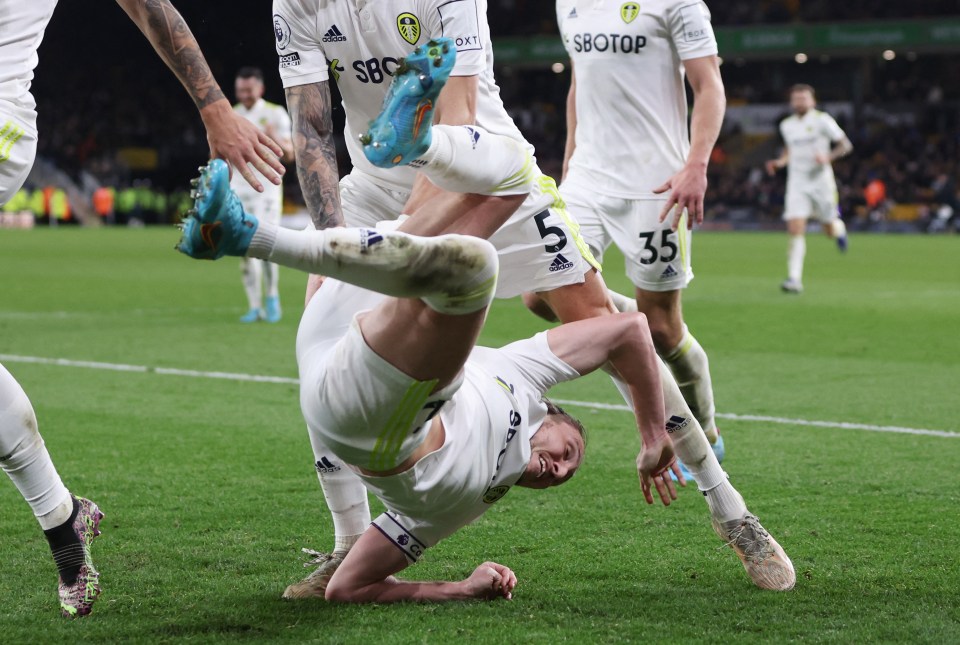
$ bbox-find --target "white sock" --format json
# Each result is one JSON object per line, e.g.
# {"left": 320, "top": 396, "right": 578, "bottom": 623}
{"left": 787, "top": 235, "right": 806, "bottom": 283}
{"left": 311, "top": 440, "right": 370, "bottom": 553}
{"left": 247, "top": 224, "right": 498, "bottom": 315}
{"left": 664, "top": 326, "right": 718, "bottom": 440}
{"left": 241, "top": 257, "right": 263, "bottom": 310}
{"left": 609, "top": 358, "right": 745, "bottom": 521}
{"left": 0, "top": 364, "right": 73, "bottom": 530}
{"left": 608, "top": 290, "right": 638, "bottom": 313}
{"left": 263, "top": 261, "right": 280, "bottom": 299}
{"left": 830, "top": 218, "right": 847, "bottom": 239}
{"left": 703, "top": 479, "right": 748, "bottom": 524}
{"left": 416, "top": 124, "right": 535, "bottom": 196}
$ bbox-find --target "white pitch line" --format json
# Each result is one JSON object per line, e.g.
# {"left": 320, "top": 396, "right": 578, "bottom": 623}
{"left": 550, "top": 399, "right": 959, "bottom": 439}
{"left": 1, "top": 353, "right": 956, "bottom": 439}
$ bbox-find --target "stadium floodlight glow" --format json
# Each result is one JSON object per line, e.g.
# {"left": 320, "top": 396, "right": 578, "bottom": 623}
{"left": 882, "top": 49, "right": 896, "bottom": 61}
{"left": 551, "top": 62, "right": 565, "bottom": 73}
{"left": 794, "top": 52, "right": 808, "bottom": 64}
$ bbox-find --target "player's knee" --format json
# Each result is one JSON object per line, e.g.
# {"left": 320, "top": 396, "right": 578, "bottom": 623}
{"left": 644, "top": 316, "right": 679, "bottom": 353}
{"left": 324, "top": 578, "right": 361, "bottom": 603}
{"left": 623, "top": 311, "right": 653, "bottom": 345}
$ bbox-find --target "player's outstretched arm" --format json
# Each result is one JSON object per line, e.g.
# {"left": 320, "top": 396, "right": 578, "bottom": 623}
{"left": 655, "top": 55, "right": 725, "bottom": 230}
{"left": 546, "top": 313, "right": 681, "bottom": 505}
{"left": 115, "top": 0, "right": 285, "bottom": 191}
{"left": 766, "top": 149, "right": 789, "bottom": 176}
{"left": 325, "top": 526, "right": 516, "bottom": 603}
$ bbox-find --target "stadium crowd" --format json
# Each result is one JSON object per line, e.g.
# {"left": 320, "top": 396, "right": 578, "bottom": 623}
{"left": 19, "top": 2, "right": 959, "bottom": 232}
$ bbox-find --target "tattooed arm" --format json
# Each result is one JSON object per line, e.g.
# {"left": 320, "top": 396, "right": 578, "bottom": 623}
{"left": 285, "top": 82, "right": 342, "bottom": 231}
{"left": 115, "top": 0, "right": 285, "bottom": 191}
{"left": 285, "top": 81, "right": 343, "bottom": 305}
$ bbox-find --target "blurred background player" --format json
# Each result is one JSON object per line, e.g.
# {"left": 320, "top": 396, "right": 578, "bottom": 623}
{"left": 536, "top": 0, "right": 726, "bottom": 473}
{"left": 766, "top": 84, "right": 853, "bottom": 294}
{"left": 0, "top": 0, "right": 284, "bottom": 617}
{"left": 232, "top": 67, "right": 293, "bottom": 323}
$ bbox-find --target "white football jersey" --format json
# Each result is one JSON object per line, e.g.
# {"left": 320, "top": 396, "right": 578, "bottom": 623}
{"left": 779, "top": 109, "right": 846, "bottom": 187}
{"left": 272, "top": 0, "right": 531, "bottom": 192}
{"left": 557, "top": 0, "right": 717, "bottom": 199}
{"left": 363, "top": 332, "right": 580, "bottom": 560}
{"left": 0, "top": 0, "right": 58, "bottom": 115}
{"left": 230, "top": 98, "right": 292, "bottom": 204}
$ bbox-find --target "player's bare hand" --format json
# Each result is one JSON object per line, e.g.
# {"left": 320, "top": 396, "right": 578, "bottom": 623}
{"left": 200, "top": 100, "right": 285, "bottom": 192}
{"left": 305, "top": 274, "right": 325, "bottom": 307}
{"left": 814, "top": 152, "right": 830, "bottom": 166}
{"left": 654, "top": 162, "right": 708, "bottom": 231}
{"left": 463, "top": 562, "right": 517, "bottom": 600}
{"left": 764, "top": 159, "right": 780, "bottom": 176}
{"left": 637, "top": 434, "right": 683, "bottom": 506}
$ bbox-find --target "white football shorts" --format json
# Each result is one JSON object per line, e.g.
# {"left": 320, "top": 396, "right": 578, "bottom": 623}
{"left": 783, "top": 181, "right": 840, "bottom": 222}
{"left": 0, "top": 103, "right": 38, "bottom": 206}
{"left": 561, "top": 179, "right": 693, "bottom": 292}
{"left": 339, "top": 170, "right": 599, "bottom": 299}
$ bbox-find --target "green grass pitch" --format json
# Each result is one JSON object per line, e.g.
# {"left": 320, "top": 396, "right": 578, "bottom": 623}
{"left": 0, "top": 228, "right": 958, "bottom": 642}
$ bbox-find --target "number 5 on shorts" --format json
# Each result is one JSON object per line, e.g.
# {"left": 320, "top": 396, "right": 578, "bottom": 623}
{"left": 535, "top": 211, "right": 568, "bottom": 253}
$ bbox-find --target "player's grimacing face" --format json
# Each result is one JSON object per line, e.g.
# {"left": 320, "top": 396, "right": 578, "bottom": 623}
{"left": 235, "top": 77, "right": 264, "bottom": 109}
{"left": 791, "top": 90, "right": 815, "bottom": 115}
{"left": 519, "top": 416, "right": 585, "bottom": 490}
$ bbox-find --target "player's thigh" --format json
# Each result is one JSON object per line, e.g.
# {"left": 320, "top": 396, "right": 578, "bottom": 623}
{"left": 490, "top": 178, "right": 599, "bottom": 299}
{"left": 359, "top": 297, "right": 485, "bottom": 388}
{"left": 810, "top": 186, "right": 840, "bottom": 225}
{"left": 609, "top": 199, "right": 693, "bottom": 293}
{"left": 0, "top": 120, "right": 37, "bottom": 205}
{"left": 340, "top": 172, "right": 409, "bottom": 228}
{"left": 559, "top": 179, "right": 613, "bottom": 263}
{"left": 783, "top": 187, "right": 813, "bottom": 224}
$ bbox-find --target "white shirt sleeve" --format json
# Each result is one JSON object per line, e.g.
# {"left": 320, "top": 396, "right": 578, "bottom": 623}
{"left": 273, "top": 0, "right": 328, "bottom": 87}
{"left": 497, "top": 332, "right": 581, "bottom": 394}
{"left": 820, "top": 112, "right": 846, "bottom": 143}
{"left": 666, "top": 1, "right": 719, "bottom": 61}
{"left": 425, "top": 0, "right": 486, "bottom": 76}
{"left": 373, "top": 507, "right": 476, "bottom": 561}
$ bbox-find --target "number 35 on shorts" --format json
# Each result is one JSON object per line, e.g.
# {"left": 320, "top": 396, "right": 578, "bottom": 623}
{"left": 638, "top": 230, "right": 679, "bottom": 265}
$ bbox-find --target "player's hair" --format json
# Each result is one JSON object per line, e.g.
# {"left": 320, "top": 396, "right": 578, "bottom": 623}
{"left": 236, "top": 66, "right": 264, "bottom": 82}
{"left": 790, "top": 83, "right": 816, "bottom": 98}
{"left": 544, "top": 399, "right": 587, "bottom": 448}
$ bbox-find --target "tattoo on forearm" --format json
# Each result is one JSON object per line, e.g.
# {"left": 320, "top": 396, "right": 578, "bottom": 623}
{"left": 286, "top": 83, "right": 343, "bottom": 230}
{"left": 141, "top": 0, "right": 225, "bottom": 109}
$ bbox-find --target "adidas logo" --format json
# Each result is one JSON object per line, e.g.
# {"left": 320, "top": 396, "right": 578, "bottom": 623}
{"left": 568, "top": 7, "right": 578, "bottom": 18}
{"left": 549, "top": 253, "right": 574, "bottom": 272}
{"left": 315, "top": 456, "right": 340, "bottom": 474}
{"left": 322, "top": 24, "right": 347, "bottom": 42}
{"left": 665, "top": 415, "right": 689, "bottom": 433}
{"left": 660, "top": 264, "right": 678, "bottom": 279}
{"left": 360, "top": 228, "right": 383, "bottom": 251}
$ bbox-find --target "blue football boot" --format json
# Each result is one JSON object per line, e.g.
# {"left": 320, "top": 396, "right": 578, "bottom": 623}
{"left": 239, "top": 308, "right": 263, "bottom": 323}
{"left": 360, "top": 38, "right": 456, "bottom": 168}
{"left": 176, "top": 159, "right": 258, "bottom": 260}
{"left": 264, "top": 295, "right": 282, "bottom": 323}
